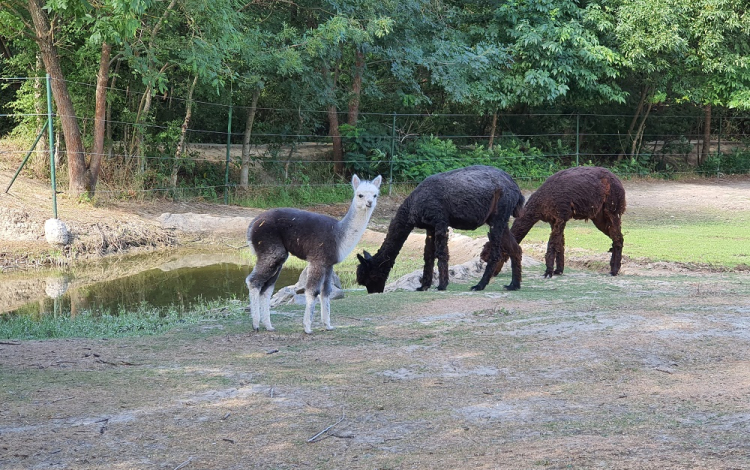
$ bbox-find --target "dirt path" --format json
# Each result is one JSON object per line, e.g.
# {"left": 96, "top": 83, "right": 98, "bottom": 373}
{"left": 2, "top": 173, "right": 750, "bottom": 468}
{"left": 1, "top": 268, "right": 749, "bottom": 469}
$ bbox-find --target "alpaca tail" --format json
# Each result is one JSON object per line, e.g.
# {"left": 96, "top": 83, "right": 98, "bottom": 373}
{"left": 513, "top": 192, "right": 526, "bottom": 218}
{"left": 482, "top": 188, "right": 504, "bottom": 225}
{"left": 247, "top": 217, "right": 258, "bottom": 257}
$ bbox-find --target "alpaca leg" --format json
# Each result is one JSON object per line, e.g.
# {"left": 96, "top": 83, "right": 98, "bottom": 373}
{"left": 417, "top": 228, "right": 436, "bottom": 291}
{"left": 473, "top": 224, "right": 503, "bottom": 291}
{"left": 502, "top": 228, "right": 523, "bottom": 291}
{"left": 259, "top": 262, "right": 285, "bottom": 331}
{"left": 434, "top": 225, "right": 450, "bottom": 290}
{"left": 246, "top": 283, "right": 262, "bottom": 331}
{"left": 246, "top": 251, "right": 287, "bottom": 332}
{"left": 545, "top": 221, "right": 566, "bottom": 277}
{"left": 593, "top": 212, "right": 624, "bottom": 275}
{"left": 303, "top": 263, "right": 325, "bottom": 334}
{"left": 554, "top": 230, "right": 566, "bottom": 275}
{"left": 320, "top": 266, "right": 334, "bottom": 330}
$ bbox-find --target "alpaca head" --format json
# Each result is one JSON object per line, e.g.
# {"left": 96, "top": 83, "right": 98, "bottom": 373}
{"left": 356, "top": 250, "right": 388, "bottom": 293}
{"left": 352, "top": 174, "right": 382, "bottom": 214}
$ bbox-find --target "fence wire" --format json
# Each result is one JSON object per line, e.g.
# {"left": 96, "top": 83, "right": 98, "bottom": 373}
{"left": 2, "top": 77, "right": 749, "bottom": 204}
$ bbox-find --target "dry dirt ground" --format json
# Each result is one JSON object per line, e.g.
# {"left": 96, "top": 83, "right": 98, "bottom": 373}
{"left": 1, "top": 171, "right": 750, "bottom": 469}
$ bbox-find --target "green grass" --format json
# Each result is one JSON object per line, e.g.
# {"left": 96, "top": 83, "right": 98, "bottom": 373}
{"left": 519, "top": 214, "right": 750, "bottom": 268}
{"left": 457, "top": 209, "right": 750, "bottom": 269}
{"left": 0, "top": 300, "right": 248, "bottom": 340}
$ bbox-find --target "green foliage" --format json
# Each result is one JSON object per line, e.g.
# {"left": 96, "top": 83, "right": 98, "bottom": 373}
{"left": 236, "top": 183, "right": 353, "bottom": 209}
{"left": 390, "top": 135, "right": 556, "bottom": 182}
{"left": 697, "top": 148, "right": 750, "bottom": 176}
{"left": 0, "top": 303, "right": 227, "bottom": 340}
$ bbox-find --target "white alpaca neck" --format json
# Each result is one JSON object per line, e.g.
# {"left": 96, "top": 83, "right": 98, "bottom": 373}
{"left": 336, "top": 201, "right": 374, "bottom": 263}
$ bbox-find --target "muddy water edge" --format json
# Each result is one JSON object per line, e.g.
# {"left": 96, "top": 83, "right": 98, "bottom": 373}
{"left": 0, "top": 247, "right": 301, "bottom": 317}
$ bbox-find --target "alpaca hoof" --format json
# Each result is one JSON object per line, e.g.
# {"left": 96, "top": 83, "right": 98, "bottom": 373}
{"left": 265, "top": 326, "right": 275, "bottom": 332}
{"left": 504, "top": 283, "right": 520, "bottom": 291}
{"left": 437, "top": 285, "right": 447, "bottom": 291}
{"left": 253, "top": 327, "right": 260, "bottom": 332}
{"left": 416, "top": 286, "right": 429, "bottom": 292}
{"left": 553, "top": 269, "right": 563, "bottom": 275}
{"left": 470, "top": 284, "right": 485, "bottom": 291}
{"left": 325, "top": 325, "right": 335, "bottom": 331}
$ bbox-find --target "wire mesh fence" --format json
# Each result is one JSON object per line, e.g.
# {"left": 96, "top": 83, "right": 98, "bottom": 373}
{"left": 2, "top": 76, "right": 750, "bottom": 205}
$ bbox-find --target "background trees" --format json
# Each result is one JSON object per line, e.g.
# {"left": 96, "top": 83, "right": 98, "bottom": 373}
{"left": 1, "top": 0, "right": 749, "bottom": 196}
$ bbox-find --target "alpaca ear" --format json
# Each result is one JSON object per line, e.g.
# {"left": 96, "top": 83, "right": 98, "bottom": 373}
{"left": 363, "top": 250, "right": 372, "bottom": 260}
{"left": 357, "top": 253, "right": 366, "bottom": 263}
{"left": 352, "top": 174, "right": 361, "bottom": 189}
{"left": 372, "top": 175, "right": 382, "bottom": 189}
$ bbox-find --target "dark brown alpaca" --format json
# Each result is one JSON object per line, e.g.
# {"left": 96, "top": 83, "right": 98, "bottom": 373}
{"left": 482, "top": 166, "right": 626, "bottom": 277}
{"left": 357, "top": 165, "right": 525, "bottom": 293}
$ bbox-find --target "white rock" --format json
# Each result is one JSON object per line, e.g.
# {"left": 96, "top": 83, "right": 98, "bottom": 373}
{"left": 44, "top": 218, "right": 70, "bottom": 245}
{"left": 45, "top": 276, "right": 70, "bottom": 298}
{"left": 270, "top": 265, "right": 345, "bottom": 306}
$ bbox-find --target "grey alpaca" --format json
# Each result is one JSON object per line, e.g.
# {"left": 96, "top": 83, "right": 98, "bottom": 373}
{"left": 482, "top": 166, "right": 626, "bottom": 277}
{"left": 246, "top": 174, "right": 382, "bottom": 334}
{"left": 356, "top": 165, "right": 524, "bottom": 293}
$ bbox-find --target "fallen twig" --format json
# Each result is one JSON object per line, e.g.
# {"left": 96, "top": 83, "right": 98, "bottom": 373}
{"left": 47, "top": 396, "right": 74, "bottom": 404}
{"left": 173, "top": 457, "right": 193, "bottom": 470}
{"left": 307, "top": 408, "right": 345, "bottom": 443}
{"left": 0, "top": 341, "right": 21, "bottom": 345}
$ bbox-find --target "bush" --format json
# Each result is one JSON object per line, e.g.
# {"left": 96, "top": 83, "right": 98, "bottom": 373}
{"left": 697, "top": 148, "right": 750, "bottom": 176}
{"left": 390, "top": 135, "right": 559, "bottom": 182}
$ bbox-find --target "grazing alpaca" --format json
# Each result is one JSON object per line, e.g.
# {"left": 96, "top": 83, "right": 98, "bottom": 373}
{"left": 481, "top": 166, "right": 626, "bottom": 277}
{"left": 356, "top": 165, "right": 524, "bottom": 293}
{"left": 246, "top": 174, "right": 382, "bottom": 334}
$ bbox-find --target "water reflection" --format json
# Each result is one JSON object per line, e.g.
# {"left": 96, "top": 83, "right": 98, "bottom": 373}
{"left": 4, "top": 263, "right": 301, "bottom": 317}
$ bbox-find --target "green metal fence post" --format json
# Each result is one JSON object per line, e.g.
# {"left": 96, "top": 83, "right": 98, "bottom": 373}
{"left": 576, "top": 113, "right": 581, "bottom": 166}
{"left": 46, "top": 74, "right": 58, "bottom": 219}
{"left": 224, "top": 96, "right": 233, "bottom": 205}
{"left": 389, "top": 112, "right": 396, "bottom": 195}
{"left": 717, "top": 114, "right": 722, "bottom": 179}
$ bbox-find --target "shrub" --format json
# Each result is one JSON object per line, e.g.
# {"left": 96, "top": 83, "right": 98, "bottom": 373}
{"left": 697, "top": 148, "right": 750, "bottom": 176}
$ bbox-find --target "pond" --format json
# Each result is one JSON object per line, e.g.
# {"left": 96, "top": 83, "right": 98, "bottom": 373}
{"left": 1, "top": 251, "right": 302, "bottom": 317}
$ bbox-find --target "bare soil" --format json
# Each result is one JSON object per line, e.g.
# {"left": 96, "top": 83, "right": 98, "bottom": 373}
{"left": 2, "top": 170, "right": 750, "bottom": 469}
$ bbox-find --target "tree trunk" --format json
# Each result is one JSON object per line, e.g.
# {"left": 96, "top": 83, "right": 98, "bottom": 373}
{"left": 701, "top": 104, "right": 712, "bottom": 165}
{"left": 619, "top": 86, "right": 649, "bottom": 161}
{"left": 323, "top": 64, "right": 344, "bottom": 175}
{"left": 88, "top": 41, "right": 111, "bottom": 195}
{"left": 329, "top": 104, "right": 344, "bottom": 175}
{"left": 488, "top": 110, "right": 498, "bottom": 150}
{"left": 0, "top": 37, "right": 12, "bottom": 59}
{"left": 347, "top": 49, "right": 364, "bottom": 127}
{"left": 240, "top": 88, "right": 261, "bottom": 188}
{"left": 170, "top": 75, "right": 198, "bottom": 188}
{"left": 630, "top": 100, "right": 654, "bottom": 158}
{"left": 28, "top": 0, "right": 88, "bottom": 197}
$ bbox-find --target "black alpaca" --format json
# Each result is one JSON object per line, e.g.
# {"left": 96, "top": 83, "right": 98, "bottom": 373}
{"left": 356, "top": 165, "right": 524, "bottom": 293}
{"left": 246, "top": 174, "right": 382, "bottom": 334}
{"left": 482, "top": 166, "right": 626, "bottom": 277}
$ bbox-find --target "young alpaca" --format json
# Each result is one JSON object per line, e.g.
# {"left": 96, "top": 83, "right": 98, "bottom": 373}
{"left": 481, "top": 166, "right": 626, "bottom": 277}
{"left": 246, "top": 174, "right": 382, "bottom": 334}
{"left": 356, "top": 165, "right": 524, "bottom": 293}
